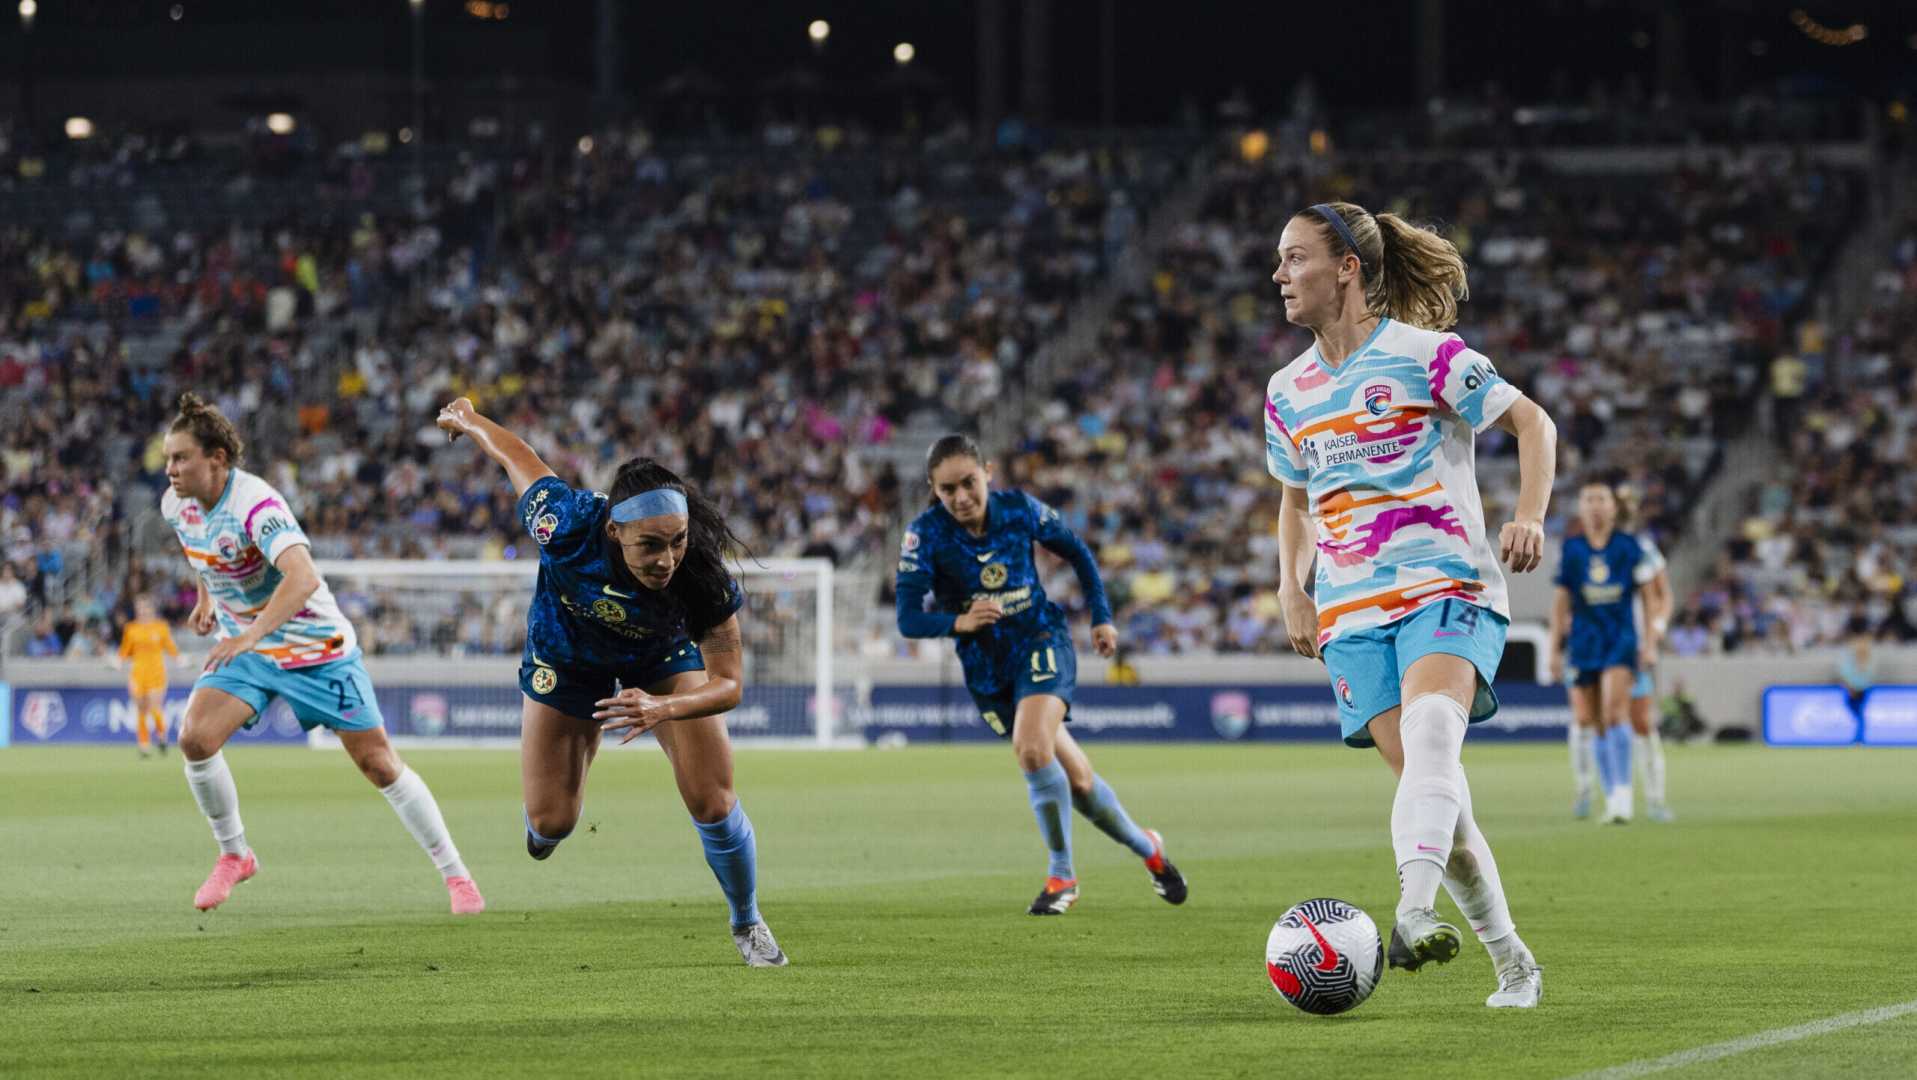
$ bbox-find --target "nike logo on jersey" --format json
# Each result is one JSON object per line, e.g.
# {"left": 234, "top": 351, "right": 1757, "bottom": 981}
{"left": 603, "top": 584, "right": 636, "bottom": 599}
{"left": 1299, "top": 914, "right": 1340, "bottom": 972}
{"left": 1030, "top": 672, "right": 1056, "bottom": 682}
{"left": 976, "top": 552, "right": 994, "bottom": 563}
{"left": 1432, "top": 629, "right": 1465, "bottom": 638}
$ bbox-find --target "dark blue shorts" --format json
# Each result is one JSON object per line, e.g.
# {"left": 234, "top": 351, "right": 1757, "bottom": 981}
{"left": 967, "top": 628, "right": 1077, "bottom": 739}
{"left": 519, "top": 640, "right": 708, "bottom": 722}
{"left": 1569, "top": 635, "right": 1638, "bottom": 687}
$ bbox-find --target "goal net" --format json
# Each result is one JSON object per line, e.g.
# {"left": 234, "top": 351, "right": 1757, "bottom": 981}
{"left": 313, "top": 558, "right": 839, "bottom": 748}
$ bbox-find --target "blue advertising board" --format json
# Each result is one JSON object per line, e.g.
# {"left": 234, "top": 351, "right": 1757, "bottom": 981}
{"left": 1860, "top": 687, "right": 1917, "bottom": 746}
{"left": 1762, "top": 685, "right": 1860, "bottom": 746}
{"left": 8, "top": 686, "right": 309, "bottom": 745}
{"left": 853, "top": 681, "right": 1573, "bottom": 744}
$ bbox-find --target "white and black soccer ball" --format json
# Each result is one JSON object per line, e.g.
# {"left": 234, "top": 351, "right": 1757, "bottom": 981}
{"left": 1264, "top": 898, "right": 1383, "bottom": 1015}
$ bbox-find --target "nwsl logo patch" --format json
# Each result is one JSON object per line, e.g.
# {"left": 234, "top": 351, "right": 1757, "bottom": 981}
{"left": 1335, "top": 676, "right": 1355, "bottom": 709}
{"left": 1363, "top": 383, "right": 1394, "bottom": 417}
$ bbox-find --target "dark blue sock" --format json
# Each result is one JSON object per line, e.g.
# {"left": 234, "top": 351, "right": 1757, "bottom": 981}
{"left": 1071, "top": 775, "right": 1155, "bottom": 857}
{"left": 694, "top": 801, "right": 761, "bottom": 929}
{"left": 1023, "top": 761, "right": 1075, "bottom": 879}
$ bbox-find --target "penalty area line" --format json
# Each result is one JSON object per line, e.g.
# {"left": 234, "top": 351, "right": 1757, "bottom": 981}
{"left": 1562, "top": 997, "right": 1917, "bottom": 1080}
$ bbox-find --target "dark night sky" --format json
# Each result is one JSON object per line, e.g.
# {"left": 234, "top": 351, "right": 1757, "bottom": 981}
{"left": 2, "top": 1, "right": 1915, "bottom": 126}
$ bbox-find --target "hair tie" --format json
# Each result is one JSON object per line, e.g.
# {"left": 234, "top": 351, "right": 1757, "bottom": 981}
{"left": 610, "top": 488, "right": 689, "bottom": 522}
{"left": 1309, "top": 203, "right": 1367, "bottom": 277}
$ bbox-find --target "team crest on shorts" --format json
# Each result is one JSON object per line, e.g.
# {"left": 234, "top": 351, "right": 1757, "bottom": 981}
{"left": 1335, "top": 675, "right": 1354, "bottom": 709}
{"left": 531, "top": 666, "right": 558, "bottom": 695}
{"left": 591, "top": 598, "right": 627, "bottom": 624}
{"left": 980, "top": 563, "right": 1008, "bottom": 589}
{"left": 532, "top": 512, "right": 559, "bottom": 545}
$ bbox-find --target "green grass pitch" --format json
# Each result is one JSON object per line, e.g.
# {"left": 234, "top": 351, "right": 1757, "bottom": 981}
{"left": 2, "top": 742, "right": 1913, "bottom": 1079}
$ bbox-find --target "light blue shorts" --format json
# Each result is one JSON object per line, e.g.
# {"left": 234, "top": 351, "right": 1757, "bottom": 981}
{"left": 1320, "top": 599, "right": 1506, "bottom": 748}
{"left": 1631, "top": 668, "right": 1655, "bottom": 700}
{"left": 194, "top": 651, "right": 385, "bottom": 733}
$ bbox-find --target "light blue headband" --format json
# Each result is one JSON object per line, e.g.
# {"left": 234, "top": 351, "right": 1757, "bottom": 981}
{"left": 610, "top": 487, "right": 689, "bottom": 522}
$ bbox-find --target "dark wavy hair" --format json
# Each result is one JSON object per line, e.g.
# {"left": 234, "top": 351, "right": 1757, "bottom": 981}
{"left": 169, "top": 392, "right": 246, "bottom": 466}
{"left": 924, "top": 433, "right": 984, "bottom": 506}
{"left": 607, "top": 458, "right": 750, "bottom": 637}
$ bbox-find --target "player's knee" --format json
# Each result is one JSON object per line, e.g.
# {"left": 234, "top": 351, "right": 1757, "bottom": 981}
{"left": 1014, "top": 742, "right": 1055, "bottom": 773}
{"left": 528, "top": 805, "right": 579, "bottom": 838}
{"left": 687, "top": 788, "right": 735, "bottom": 824}
{"left": 352, "top": 747, "right": 404, "bottom": 787}
{"left": 177, "top": 722, "right": 221, "bottom": 761}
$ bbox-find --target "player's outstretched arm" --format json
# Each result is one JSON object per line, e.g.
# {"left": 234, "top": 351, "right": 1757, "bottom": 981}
{"left": 436, "top": 396, "right": 557, "bottom": 498}
{"left": 1493, "top": 394, "right": 1557, "bottom": 573}
{"left": 594, "top": 616, "right": 746, "bottom": 742}
{"left": 1030, "top": 496, "right": 1117, "bottom": 654}
{"left": 203, "top": 545, "right": 322, "bottom": 670}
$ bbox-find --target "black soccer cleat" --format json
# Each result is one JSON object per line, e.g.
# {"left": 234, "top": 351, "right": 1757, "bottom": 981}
{"left": 1143, "top": 830, "right": 1188, "bottom": 905}
{"left": 1028, "top": 877, "right": 1079, "bottom": 915}
{"left": 1388, "top": 907, "right": 1462, "bottom": 973}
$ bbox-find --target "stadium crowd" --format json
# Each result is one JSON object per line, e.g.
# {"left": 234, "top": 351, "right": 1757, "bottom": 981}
{"left": 1, "top": 121, "right": 1186, "bottom": 657}
{"left": 1681, "top": 205, "right": 1917, "bottom": 654}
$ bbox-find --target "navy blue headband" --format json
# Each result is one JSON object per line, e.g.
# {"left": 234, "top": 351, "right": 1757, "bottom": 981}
{"left": 1309, "top": 204, "right": 1367, "bottom": 276}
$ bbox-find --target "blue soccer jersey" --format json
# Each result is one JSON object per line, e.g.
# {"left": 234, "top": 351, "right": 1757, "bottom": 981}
{"left": 895, "top": 490, "right": 1113, "bottom": 700}
{"left": 1556, "top": 531, "right": 1656, "bottom": 671}
{"left": 516, "top": 475, "right": 743, "bottom": 677}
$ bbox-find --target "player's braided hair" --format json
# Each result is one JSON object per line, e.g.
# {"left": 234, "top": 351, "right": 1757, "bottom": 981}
{"left": 1298, "top": 201, "right": 1469, "bottom": 332}
{"left": 169, "top": 392, "right": 246, "bottom": 466}
{"left": 608, "top": 458, "right": 750, "bottom": 637}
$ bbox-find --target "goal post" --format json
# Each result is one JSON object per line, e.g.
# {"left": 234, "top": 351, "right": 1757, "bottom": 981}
{"left": 312, "top": 558, "right": 840, "bottom": 748}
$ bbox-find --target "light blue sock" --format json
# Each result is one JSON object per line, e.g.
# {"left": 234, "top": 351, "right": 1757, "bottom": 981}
{"left": 1024, "top": 761, "right": 1075, "bottom": 879}
{"left": 1594, "top": 728, "right": 1617, "bottom": 791}
{"left": 1071, "top": 775, "right": 1155, "bottom": 858}
{"left": 1609, "top": 725, "right": 1634, "bottom": 788}
{"left": 693, "top": 802, "right": 761, "bottom": 929}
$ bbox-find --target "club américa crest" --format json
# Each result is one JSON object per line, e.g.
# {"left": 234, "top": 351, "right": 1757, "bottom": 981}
{"left": 530, "top": 666, "right": 558, "bottom": 695}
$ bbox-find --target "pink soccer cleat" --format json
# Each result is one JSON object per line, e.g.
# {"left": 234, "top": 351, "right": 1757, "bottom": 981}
{"left": 193, "top": 852, "right": 258, "bottom": 911}
{"left": 446, "top": 876, "right": 486, "bottom": 915}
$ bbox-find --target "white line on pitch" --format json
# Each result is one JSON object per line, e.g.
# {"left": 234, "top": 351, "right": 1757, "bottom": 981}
{"left": 1563, "top": 998, "right": 1917, "bottom": 1080}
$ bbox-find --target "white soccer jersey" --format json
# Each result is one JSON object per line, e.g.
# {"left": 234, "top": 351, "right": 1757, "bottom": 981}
{"left": 162, "top": 468, "right": 357, "bottom": 668}
{"left": 1264, "top": 318, "right": 1521, "bottom": 646}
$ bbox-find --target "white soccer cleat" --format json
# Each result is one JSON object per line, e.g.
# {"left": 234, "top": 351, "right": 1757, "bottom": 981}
{"left": 732, "top": 921, "right": 789, "bottom": 967}
{"left": 1604, "top": 787, "right": 1633, "bottom": 825}
{"left": 1486, "top": 956, "right": 1543, "bottom": 1008}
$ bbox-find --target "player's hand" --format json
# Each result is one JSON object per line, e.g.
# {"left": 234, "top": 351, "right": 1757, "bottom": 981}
{"left": 187, "top": 601, "right": 218, "bottom": 636}
{"left": 1638, "top": 643, "right": 1658, "bottom": 671}
{"left": 1279, "top": 586, "right": 1320, "bottom": 660}
{"left": 1500, "top": 518, "right": 1545, "bottom": 573}
{"left": 436, "top": 397, "right": 478, "bottom": 443}
{"left": 595, "top": 689, "right": 674, "bottom": 743}
{"left": 1090, "top": 623, "right": 1118, "bottom": 658}
{"left": 1548, "top": 652, "right": 1565, "bottom": 685}
{"left": 953, "top": 599, "right": 1003, "bottom": 635}
{"left": 203, "top": 630, "right": 260, "bottom": 672}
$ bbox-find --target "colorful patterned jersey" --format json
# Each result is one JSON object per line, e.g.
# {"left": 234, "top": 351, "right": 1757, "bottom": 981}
{"left": 516, "top": 475, "right": 743, "bottom": 673}
{"left": 1264, "top": 318, "right": 1521, "bottom": 646}
{"left": 161, "top": 468, "right": 357, "bottom": 668}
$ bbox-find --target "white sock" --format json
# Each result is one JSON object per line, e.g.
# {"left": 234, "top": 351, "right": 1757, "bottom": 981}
{"left": 380, "top": 767, "right": 469, "bottom": 880}
{"left": 1392, "top": 694, "right": 1467, "bottom": 915}
{"left": 1441, "top": 771, "right": 1517, "bottom": 945}
{"left": 1635, "top": 731, "right": 1667, "bottom": 806}
{"left": 1486, "top": 930, "right": 1532, "bottom": 971}
{"left": 184, "top": 752, "right": 249, "bottom": 857}
{"left": 1570, "top": 725, "right": 1597, "bottom": 799}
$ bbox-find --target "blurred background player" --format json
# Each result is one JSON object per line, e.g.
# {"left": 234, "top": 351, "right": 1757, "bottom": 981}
{"left": 436, "top": 397, "right": 786, "bottom": 968}
{"left": 1550, "top": 482, "right": 1658, "bottom": 826}
{"left": 112, "top": 596, "right": 184, "bottom": 758}
{"left": 162, "top": 394, "right": 484, "bottom": 916}
{"left": 1616, "top": 485, "right": 1675, "bottom": 822}
{"left": 896, "top": 434, "right": 1187, "bottom": 917}
{"left": 1268, "top": 201, "right": 1554, "bottom": 1008}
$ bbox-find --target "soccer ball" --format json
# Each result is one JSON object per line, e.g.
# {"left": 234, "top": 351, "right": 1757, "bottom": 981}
{"left": 1264, "top": 898, "right": 1383, "bottom": 1015}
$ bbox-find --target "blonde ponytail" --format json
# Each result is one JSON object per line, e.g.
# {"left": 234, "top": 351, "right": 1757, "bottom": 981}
{"left": 1297, "top": 202, "right": 1470, "bottom": 332}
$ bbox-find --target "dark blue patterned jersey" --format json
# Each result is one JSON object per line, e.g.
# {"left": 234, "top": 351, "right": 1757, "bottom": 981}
{"left": 516, "top": 475, "right": 743, "bottom": 673}
{"left": 1555, "top": 531, "right": 1654, "bottom": 666}
{"left": 894, "top": 489, "right": 1114, "bottom": 695}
